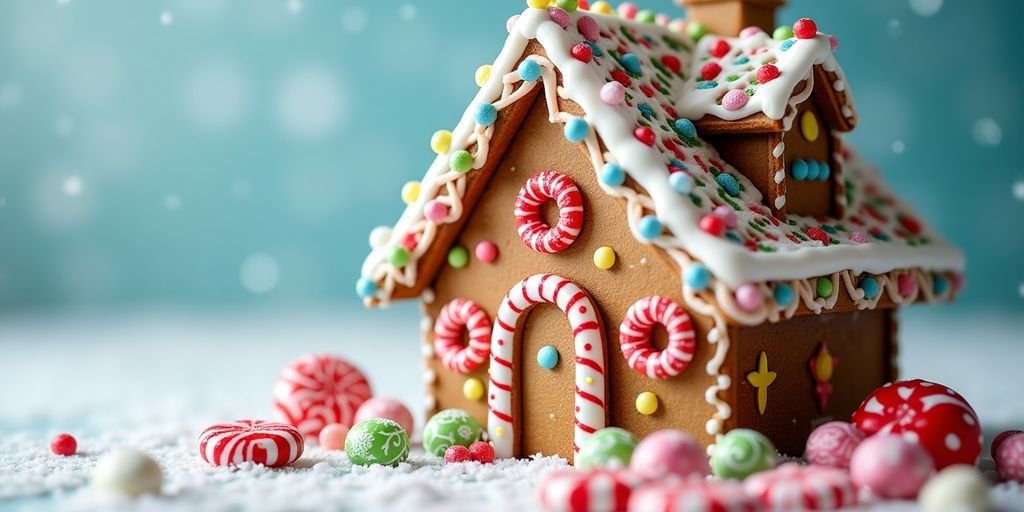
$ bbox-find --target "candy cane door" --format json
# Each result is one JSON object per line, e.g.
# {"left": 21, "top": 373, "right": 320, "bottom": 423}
{"left": 488, "top": 274, "right": 608, "bottom": 465}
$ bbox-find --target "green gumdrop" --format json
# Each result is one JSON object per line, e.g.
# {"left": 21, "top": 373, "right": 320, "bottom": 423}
{"left": 576, "top": 427, "right": 637, "bottom": 469}
{"left": 448, "top": 246, "right": 469, "bottom": 268}
{"left": 687, "top": 21, "right": 707, "bottom": 42}
{"left": 710, "top": 428, "right": 777, "bottom": 479}
{"left": 345, "top": 418, "right": 410, "bottom": 466}
{"left": 423, "top": 409, "right": 482, "bottom": 457}
{"left": 773, "top": 26, "right": 794, "bottom": 41}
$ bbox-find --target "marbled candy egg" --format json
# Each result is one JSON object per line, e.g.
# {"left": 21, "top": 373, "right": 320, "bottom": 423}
{"left": 344, "top": 418, "right": 409, "bottom": 466}
{"left": 804, "top": 421, "right": 866, "bottom": 468}
{"left": 710, "top": 428, "right": 777, "bottom": 480}
{"left": 422, "top": 409, "right": 482, "bottom": 457}
{"left": 629, "top": 429, "right": 708, "bottom": 480}
{"left": 577, "top": 427, "right": 637, "bottom": 469}
{"left": 850, "top": 435, "right": 934, "bottom": 499}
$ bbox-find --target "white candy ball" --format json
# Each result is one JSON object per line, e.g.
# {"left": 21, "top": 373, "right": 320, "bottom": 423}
{"left": 368, "top": 226, "right": 392, "bottom": 249}
{"left": 918, "top": 464, "right": 990, "bottom": 512}
{"left": 92, "top": 448, "right": 163, "bottom": 496}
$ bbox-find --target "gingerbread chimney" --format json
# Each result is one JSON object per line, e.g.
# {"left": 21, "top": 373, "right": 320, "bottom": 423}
{"left": 676, "top": 0, "right": 785, "bottom": 37}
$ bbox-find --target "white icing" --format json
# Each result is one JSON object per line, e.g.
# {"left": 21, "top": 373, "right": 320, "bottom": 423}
{"left": 774, "top": 195, "right": 786, "bottom": 209}
{"left": 773, "top": 170, "right": 785, "bottom": 184}
{"left": 833, "top": 80, "right": 846, "bottom": 92}
{"left": 772, "top": 142, "right": 785, "bottom": 159}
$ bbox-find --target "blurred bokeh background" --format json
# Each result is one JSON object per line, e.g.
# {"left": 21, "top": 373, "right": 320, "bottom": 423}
{"left": 0, "top": 0, "right": 1021, "bottom": 315}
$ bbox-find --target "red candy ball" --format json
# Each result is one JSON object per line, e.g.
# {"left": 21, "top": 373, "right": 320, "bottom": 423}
{"left": 805, "top": 227, "right": 830, "bottom": 245}
{"left": 700, "top": 62, "right": 721, "bottom": 81}
{"left": 756, "top": 64, "right": 780, "bottom": 84}
{"left": 571, "top": 43, "right": 593, "bottom": 63}
{"left": 469, "top": 441, "right": 495, "bottom": 464}
{"left": 661, "top": 55, "right": 681, "bottom": 74}
{"left": 793, "top": 18, "right": 818, "bottom": 39}
{"left": 633, "top": 127, "right": 656, "bottom": 146}
{"left": 709, "top": 39, "right": 731, "bottom": 58}
{"left": 852, "top": 379, "right": 982, "bottom": 469}
{"left": 699, "top": 214, "right": 725, "bottom": 236}
{"left": 996, "top": 433, "right": 1024, "bottom": 483}
{"left": 993, "top": 430, "right": 1024, "bottom": 459}
{"left": 444, "top": 444, "right": 473, "bottom": 463}
{"left": 51, "top": 433, "right": 77, "bottom": 456}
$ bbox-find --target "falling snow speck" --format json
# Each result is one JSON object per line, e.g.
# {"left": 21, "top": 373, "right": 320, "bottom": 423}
{"left": 973, "top": 117, "right": 1002, "bottom": 147}
{"left": 240, "top": 253, "right": 280, "bottom": 294}
{"left": 287, "top": 0, "right": 303, "bottom": 14}
{"left": 909, "top": 0, "right": 943, "bottom": 17}
{"left": 55, "top": 116, "right": 76, "bottom": 137}
{"left": 165, "top": 194, "right": 181, "bottom": 211}
{"left": 160, "top": 11, "right": 174, "bottom": 26}
{"left": 891, "top": 140, "right": 905, "bottom": 154}
{"left": 1013, "top": 180, "right": 1024, "bottom": 201}
{"left": 1019, "top": 282, "right": 1024, "bottom": 300}
{"left": 0, "top": 82, "right": 23, "bottom": 109}
{"left": 342, "top": 8, "right": 368, "bottom": 33}
{"left": 63, "top": 176, "right": 83, "bottom": 197}
{"left": 887, "top": 19, "right": 903, "bottom": 38}
{"left": 399, "top": 4, "right": 417, "bottom": 22}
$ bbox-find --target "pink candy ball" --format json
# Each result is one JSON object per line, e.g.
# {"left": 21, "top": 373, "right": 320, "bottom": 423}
{"left": 577, "top": 15, "right": 600, "bottom": 41}
{"left": 898, "top": 274, "right": 917, "bottom": 296}
{"left": 721, "top": 89, "right": 749, "bottom": 111}
{"left": 735, "top": 284, "right": 763, "bottom": 312}
{"left": 805, "top": 421, "right": 866, "bottom": 468}
{"left": 996, "top": 432, "right": 1024, "bottom": 483}
{"left": 600, "top": 82, "right": 626, "bottom": 106}
{"left": 850, "top": 435, "right": 934, "bottom": 499}
{"left": 354, "top": 397, "right": 414, "bottom": 437}
{"left": 712, "top": 205, "right": 737, "bottom": 228}
{"left": 424, "top": 200, "right": 448, "bottom": 223}
{"left": 475, "top": 241, "right": 498, "bottom": 263}
{"left": 629, "top": 430, "right": 709, "bottom": 481}
{"left": 739, "top": 26, "right": 762, "bottom": 38}
{"left": 318, "top": 423, "right": 350, "bottom": 451}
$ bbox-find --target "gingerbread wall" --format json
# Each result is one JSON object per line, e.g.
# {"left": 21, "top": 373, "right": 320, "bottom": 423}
{"left": 422, "top": 92, "right": 720, "bottom": 461}
{"left": 781, "top": 98, "right": 837, "bottom": 217}
{"left": 729, "top": 308, "right": 897, "bottom": 455}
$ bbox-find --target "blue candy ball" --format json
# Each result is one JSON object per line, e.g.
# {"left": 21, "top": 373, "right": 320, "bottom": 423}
{"left": 637, "top": 215, "right": 662, "bottom": 240}
{"left": 805, "top": 160, "right": 820, "bottom": 181}
{"left": 716, "top": 173, "right": 741, "bottom": 197}
{"left": 791, "top": 160, "right": 809, "bottom": 181}
{"left": 600, "top": 162, "right": 626, "bottom": 187}
{"left": 669, "top": 172, "right": 693, "bottom": 194}
{"left": 536, "top": 345, "right": 559, "bottom": 369}
{"left": 860, "top": 276, "right": 880, "bottom": 299}
{"left": 817, "top": 161, "right": 831, "bottom": 181}
{"left": 673, "top": 118, "right": 697, "bottom": 139}
{"left": 933, "top": 275, "right": 949, "bottom": 295}
{"left": 773, "top": 283, "right": 794, "bottom": 306}
{"left": 621, "top": 53, "right": 642, "bottom": 75}
{"left": 475, "top": 103, "right": 498, "bottom": 126}
{"left": 518, "top": 60, "right": 542, "bottom": 81}
{"left": 564, "top": 117, "right": 590, "bottom": 142}
{"left": 684, "top": 264, "right": 711, "bottom": 290}
{"left": 355, "top": 277, "right": 377, "bottom": 298}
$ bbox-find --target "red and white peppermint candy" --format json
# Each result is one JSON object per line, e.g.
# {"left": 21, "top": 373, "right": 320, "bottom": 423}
{"left": 514, "top": 171, "right": 584, "bottom": 254}
{"left": 852, "top": 379, "right": 981, "bottom": 469}
{"left": 804, "top": 421, "right": 865, "bottom": 469}
{"left": 272, "top": 354, "right": 373, "bottom": 439}
{"left": 619, "top": 296, "right": 695, "bottom": 379}
{"left": 539, "top": 469, "right": 638, "bottom": 512}
{"left": 744, "top": 463, "right": 856, "bottom": 511}
{"left": 433, "top": 298, "right": 492, "bottom": 374}
{"left": 996, "top": 432, "right": 1024, "bottom": 483}
{"left": 629, "top": 478, "right": 760, "bottom": 512}
{"left": 198, "top": 420, "right": 303, "bottom": 468}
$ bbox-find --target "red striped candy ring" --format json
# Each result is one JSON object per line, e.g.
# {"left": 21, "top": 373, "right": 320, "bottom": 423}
{"left": 743, "top": 463, "right": 857, "bottom": 510}
{"left": 539, "top": 469, "right": 639, "bottom": 512}
{"left": 488, "top": 273, "right": 607, "bottom": 463}
{"left": 198, "top": 420, "right": 304, "bottom": 468}
{"left": 433, "top": 298, "right": 492, "bottom": 374}
{"left": 629, "top": 479, "right": 761, "bottom": 512}
{"left": 514, "top": 171, "right": 584, "bottom": 254}
{"left": 272, "top": 354, "right": 373, "bottom": 440}
{"left": 619, "top": 296, "right": 696, "bottom": 379}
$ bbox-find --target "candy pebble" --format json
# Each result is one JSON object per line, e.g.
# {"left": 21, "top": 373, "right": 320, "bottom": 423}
{"left": 849, "top": 231, "right": 870, "bottom": 244}
{"left": 599, "top": 162, "right": 626, "bottom": 186}
{"left": 448, "top": 246, "right": 469, "bottom": 268}
{"left": 430, "top": 130, "right": 452, "bottom": 154}
{"left": 773, "top": 283, "right": 794, "bottom": 306}
{"left": 469, "top": 441, "right": 495, "bottom": 463}
{"left": 756, "top": 64, "right": 780, "bottom": 83}
{"left": 700, "top": 62, "right": 721, "bottom": 81}
{"left": 444, "top": 445, "right": 472, "bottom": 463}
{"left": 547, "top": 7, "right": 570, "bottom": 28}
{"left": 463, "top": 377, "right": 485, "bottom": 401}
{"left": 600, "top": 81, "right": 626, "bottom": 105}
{"left": 518, "top": 59, "right": 542, "bottom": 81}
{"left": 564, "top": 117, "right": 590, "bottom": 142}
{"left": 424, "top": 199, "right": 448, "bottom": 223}
{"left": 389, "top": 247, "right": 409, "bottom": 267}
{"left": 536, "top": 345, "right": 560, "bottom": 369}
{"left": 422, "top": 409, "right": 482, "bottom": 457}
{"left": 721, "top": 89, "right": 749, "bottom": 111}
{"left": 996, "top": 432, "right": 1024, "bottom": 482}
{"left": 735, "top": 284, "right": 762, "bottom": 311}
{"left": 556, "top": 0, "right": 578, "bottom": 13}
{"left": 368, "top": 226, "right": 391, "bottom": 249}
{"left": 684, "top": 264, "right": 710, "bottom": 290}
{"left": 633, "top": 126, "right": 656, "bottom": 146}
{"left": 51, "top": 433, "right": 77, "bottom": 456}
{"left": 571, "top": 43, "right": 593, "bottom": 63}
{"left": 621, "top": 53, "right": 641, "bottom": 75}
{"left": 92, "top": 448, "right": 163, "bottom": 496}
{"left": 355, "top": 277, "right": 377, "bottom": 298}
{"left": 673, "top": 118, "right": 697, "bottom": 138}
{"left": 629, "top": 430, "right": 708, "bottom": 480}
{"left": 593, "top": 246, "right": 616, "bottom": 270}
{"left": 506, "top": 15, "right": 520, "bottom": 34}
{"left": 577, "top": 427, "right": 637, "bottom": 469}
{"left": 637, "top": 215, "right": 661, "bottom": 240}
{"left": 919, "top": 465, "right": 991, "bottom": 512}
{"left": 577, "top": 15, "right": 600, "bottom": 41}
{"left": 804, "top": 421, "right": 866, "bottom": 468}
{"left": 669, "top": 172, "right": 693, "bottom": 194}
{"left": 816, "top": 277, "right": 833, "bottom": 298}
{"left": 318, "top": 423, "right": 350, "bottom": 451}
{"left": 635, "top": 392, "right": 658, "bottom": 415}
{"left": 450, "top": 150, "right": 474, "bottom": 173}
{"left": 475, "top": 240, "right": 498, "bottom": 263}
{"left": 739, "top": 26, "right": 762, "bottom": 38}
{"left": 773, "top": 25, "right": 793, "bottom": 41}
{"left": 793, "top": 18, "right": 818, "bottom": 39}
{"left": 709, "top": 39, "right": 731, "bottom": 58}
{"left": 687, "top": 21, "right": 706, "bottom": 41}
{"left": 345, "top": 418, "right": 410, "bottom": 466}
{"left": 400, "top": 181, "right": 421, "bottom": 204}
{"left": 710, "top": 428, "right": 777, "bottom": 480}
{"left": 474, "top": 102, "right": 497, "bottom": 126}
{"left": 589, "top": 1, "right": 613, "bottom": 15}
{"left": 898, "top": 273, "right": 918, "bottom": 296}
{"left": 699, "top": 214, "right": 725, "bottom": 236}
{"left": 849, "top": 435, "right": 934, "bottom": 499}
{"left": 355, "top": 397, "right": 414, "bottom": 438}
{"left": 474, "top": 65, "right": 491, "bottom": 87}
{"left": 712, "top": 205, "right": 737, "bottom": 228}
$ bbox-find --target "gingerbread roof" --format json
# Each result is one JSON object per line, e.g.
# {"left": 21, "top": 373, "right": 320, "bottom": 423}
{"left": 358, "top": 6, "right": 963, "bottom": 322}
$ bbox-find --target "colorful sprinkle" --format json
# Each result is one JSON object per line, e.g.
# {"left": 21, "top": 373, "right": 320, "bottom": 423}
{"left": 593, "top": 246, "right": 616, "bottom": 269}
{"left": 571, "top": 42, "right": 593, "bottom": 63}
{"left": 860, "top": 276, "right": 880, "bottom": 299}
{"left": 715, "top": 173, "right": 741, "bottom": 197}
{"left": 793, "top": 18, "right": 818, "bottom": 39}
{"left": 740, "top": 26, "right": 762, "bottom": 38}
{"left": 518, "top": 59, "right": 542, "bottom": 81}
{"left": 780, "top": 39, "right": 796, "bottom": 51}
{"left": 635, "top": 392, "right": 658, "bottom": 415}
{"left": 773, "top": 25, "right": 794, "bottom": 41}
{"left": 424, "top": 199, "right": 448, "bottom": 223}
{"left": 548, "top": 7, "right": 570, "bottom": 28}
{"left": 661, "top": 54, "right": 682, "bottom": 74}
{"left": 700, "top": 62, "right": 722, "bottom": 81}
{"left": 685, "top": 264, "right": 711, "bottom": 290}
{"left": 450, "top": 150, "right": 474, "bottom": 173}
{"left": 669, "top": 172, "right": 693, "bottom": 194}
{"left": 564, "top": 117, "right": 590, "bottom": 142}
{"left": 448, "top": 246, "right": 469, "bottom": 268}
{"left": 621, "top": 53, "right": 642, "bottom": 75}
{"left": 600, "top": 81, "right": 626, "bottom": 105}
{"left": 355, "top": 277, "right": 377, "bottom": 298}
{"left": 721, "top": 89, "right": 749, "bottom": 111}
{"left": 637, "top": 215, "right": 662, "bottom": 240}
{"left": 599, "top": 162, "right": 626, "bottom": 186}
{"left": 475, "top": 240, "right": 498, "bottom": 263}
{"left": 806, "top": 227, "right": 831, "bottom": 244}
{"left": 474, "top": 102, "right": 498, "bottom": 126}
{"left": 756, "top": 64, "right": 780, "bottom": 84}
{"left": 697, "top": 80, "right": 717, "bottom": 90}
{"left": 634, "top": 126, "right": 656, "bottom": 146}
{"left": 816, "top": 277, "right": 834, "bottom": 298}
{"left": 537, "top": 345, "right": 559, "bottom": 369}
{"left": 849, "top": 231, "right": 870, "bottom": 244}
{"left": 578, "top": 15, "right": 600, "bottom": 40}
{"left": 430, "top": 130, "right": 452, "bottom": 154}
{"left": 736, "top": 284, "right": 763, "bottom": 311}
{"left": 700, "top": 214, "right": 725, "bottom": 236}
{"left": 734, "top": 55, "right": 750, "bottom": 65}
{"left": 401, "top": 181, "right": 421, "bottom": 204}
{"left": 474, "top": 65, "right": 492, "bottom": 87}
{"left": 774, "top": 283, "right": 794, "bottom": 306}
{"left": 709, "top": 39, "right": 731, "bottom": 58}
{"left": 673, "top": 118, "right": 697, "bottom": 138}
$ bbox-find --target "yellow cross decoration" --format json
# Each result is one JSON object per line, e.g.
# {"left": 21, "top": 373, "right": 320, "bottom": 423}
{"left": 746, "top": 351, "right": 777, "bottom": 415}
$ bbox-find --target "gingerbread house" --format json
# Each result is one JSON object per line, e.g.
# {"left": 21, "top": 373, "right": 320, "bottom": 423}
{"left": 356, "top": 0, "right": 964, "bottom": 462}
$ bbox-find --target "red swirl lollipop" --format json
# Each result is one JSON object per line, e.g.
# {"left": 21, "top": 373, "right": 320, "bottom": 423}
{"left": 272, "top": 354, "right": 373, "bottom": 439}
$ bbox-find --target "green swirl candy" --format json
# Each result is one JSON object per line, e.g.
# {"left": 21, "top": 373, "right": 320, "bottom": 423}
{"left": 422, "top": 409, "right": 482, "bottom": 457}
{"left": 345, "top": 418, "right": 410, "bottom": 466}
{"left": 710, "top": 428, "right": 777, "bottom": 479}
{"left": 577, "top": 427, "right": 637, "bottom": 469}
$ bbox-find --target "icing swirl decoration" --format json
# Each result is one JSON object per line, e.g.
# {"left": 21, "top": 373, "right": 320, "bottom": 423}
{"left": 433, "top": 298, "right": 492, "bottom": 374}
{"left": 618, "top": 296, "right": 696, "bottom": 379}
{"left": 514, "top": 171, "right": 585, "bottom": 254}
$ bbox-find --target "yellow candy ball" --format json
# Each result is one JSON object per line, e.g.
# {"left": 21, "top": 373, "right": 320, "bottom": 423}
{"left": 636, "top": 391, "right": 659, "bottom": 415}
{"left": 463, "top": 377, "right": 485, "bottom": 401}
{"left": 801, "top": 111, "right": 820, "bottom": 142}
{"left": 593, "top": 246, "right": 616, "bottom": 270}
{"left": 475, "top": 64, "right": 492, "bottom": 88}
{"left": 526, "top": 0, "right": 551, "bottom": 8}
{"left": 495, "top": 426, "right": 506, "bottom": 437}
{"left": 401, "top": 181, "right": 421, "bottom": 204}
{"left": 585, "top": 376, "right": 594, "bottom": 385}
{"left": 589, "top": 1, "right": 614, "bottom": 14}
{"left": 430, "top": 130, "right": 452, "bottom": 154}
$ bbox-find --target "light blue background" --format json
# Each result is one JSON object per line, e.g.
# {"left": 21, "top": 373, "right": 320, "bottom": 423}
{"left": 0, "top": 0, "right": 1021, "bottom": 314}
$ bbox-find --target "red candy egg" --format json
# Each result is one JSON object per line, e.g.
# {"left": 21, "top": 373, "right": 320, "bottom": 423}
{"left": 756, "top": 64, "right": 780, "bottom": 84}
{"left": 699, "top": 214, "right": 725, "bottom": 236}
{"left": 793, "top": 18, "right": 818, "bottom": 39}
{"left": 51, "top": 433, "right": 77, "bottom": 456}
{"left": 700, "top": 62, "right": 721, "bottom": 81}
{"left": 993, "top": 430, "right": 1024, "bottom": 459}
{"left": 996, "top": 433, "right": 1024, "bottom": 483}
{"left": 852, "top": 379, "right": 982, "bottom": 469}
{"left": 709, "top": 39, "right": 731, "bottom": 58}
{"left": 571, "top": 43, "right": 593, "bottom": 63}
{"left": 633, "top": 127, "right": 656, "bottom": 146}
{"left": 661, "top": 55, "right": 681, "bottom": 74}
